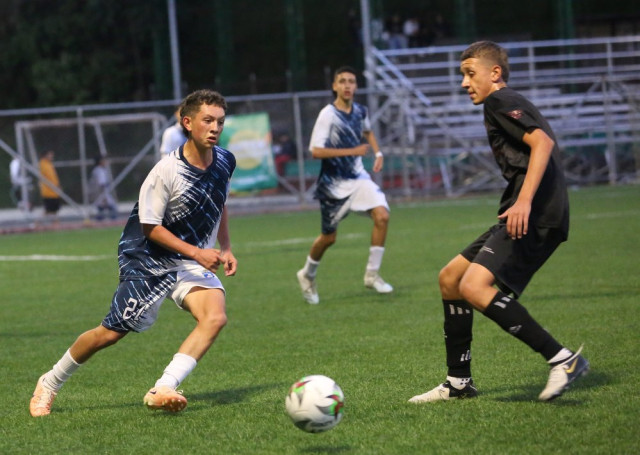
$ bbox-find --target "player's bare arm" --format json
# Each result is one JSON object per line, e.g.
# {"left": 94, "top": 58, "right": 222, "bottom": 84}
{"left": 363, "top": 130, "right": 384, "bottom": 173}
{"left": 311, "top": 143, "right": 368, "bottom": 159}
{"left": 498, "top": 128, "right": 554, "bottom": 239}
{"left": 216, "top": 206, "right": 237, "bottom": 276}
{"left": 142, "top": 223, "right": 225, "bottom": 272}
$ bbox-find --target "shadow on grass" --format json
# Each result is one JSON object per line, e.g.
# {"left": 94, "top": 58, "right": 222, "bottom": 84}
{"left": 189, "top": 382, "right": 285, "bottom": 406}
{"left": 48, "top": 383, "right": 285, "bottom": 416}
{"left": 488, "top": 369, "right": 606, "bottom": 404}
{"left": 299, "top": 446, "right": 353, "bottom": 454}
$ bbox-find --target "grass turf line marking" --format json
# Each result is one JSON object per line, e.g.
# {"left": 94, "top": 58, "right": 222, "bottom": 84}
{"left": 243, "top": 232, "right": 365, "bottom": 248}
{"left": 0, "top": 254, "right": 110, "bottom": 261}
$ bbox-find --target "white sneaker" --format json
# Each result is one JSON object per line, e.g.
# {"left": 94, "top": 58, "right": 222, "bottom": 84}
{"left": 408, "top": 380, "right": 478, "bottom": 403}
{"left": 296, "top": 269, "right": 319, "bottom": 304}
{"left": 364, "top": 271, "right": 393, "bottom": 293}
{"left": 539, "top": 345, "right": 589, "bottom": 401}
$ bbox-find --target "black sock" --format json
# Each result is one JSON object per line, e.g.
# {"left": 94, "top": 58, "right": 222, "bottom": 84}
{"left": 483, "top": 291, "right": 562, "bottom": 361}
{"left": 443, "top": 299, "right": 474, "bottom": 378}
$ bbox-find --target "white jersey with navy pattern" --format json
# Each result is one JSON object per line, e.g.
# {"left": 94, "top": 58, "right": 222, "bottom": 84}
{"left": 118, "top": 145, "right": 236, "bottom": 279}
{"left": 309, "top": 102, "right": 373, "bottom": 200}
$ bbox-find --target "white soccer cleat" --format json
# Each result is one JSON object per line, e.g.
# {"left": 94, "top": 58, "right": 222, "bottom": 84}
{"left": 30, "top": 374, "right": 57, "bottom": 417}
{"left": 143, "top": 386, "right": 187, "bottom": 412}
{"left": 296, "top": 269, "right": 319, "bottom": 304}
{"left": 408, "top": 380, "right": 478, "bottom": 403}
{"left": 539, "top": 345, "right": 589, "bottom": 401}
{"left": 364, "top": 271, "right": 393, "bottom": 293}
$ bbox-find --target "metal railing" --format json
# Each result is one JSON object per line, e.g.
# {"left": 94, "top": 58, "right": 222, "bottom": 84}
{"left": 1, "top": 35, "right": 638, "bottom": 226}
{"left": 368, "top": 35, "right": 640, "bottom": 196}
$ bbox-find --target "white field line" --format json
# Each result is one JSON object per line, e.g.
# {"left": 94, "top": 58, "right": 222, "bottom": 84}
{"left": 243, "top": 232, "right": 365, "bottom": 249}
{"left": 585, "top": 210, "right": 640, "bottom": 220}
{"left": 1, "top": 210, "right": 634, "bottom": 259}
{"left": 0, "top": 254, "right": 110, "bottom": 261}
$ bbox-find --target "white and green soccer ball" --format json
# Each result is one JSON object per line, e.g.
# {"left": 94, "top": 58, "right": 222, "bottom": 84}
{"left": 285, "top": 375, "right": 345, "bottom": 433}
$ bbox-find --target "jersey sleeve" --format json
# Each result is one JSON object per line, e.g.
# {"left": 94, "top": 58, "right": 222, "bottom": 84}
{"left": 138, "top": 163, "right": 171, "bottom": 225}
{"left": 308, "top": 106, "right": 334, "bottom": 151}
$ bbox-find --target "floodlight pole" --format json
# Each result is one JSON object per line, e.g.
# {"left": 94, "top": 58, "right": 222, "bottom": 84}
{"left": 167, "top": 0, "right": 182, "bottom": 102}
{"left": 360, "top": 0, "right": 382, "bottom": 184}
{"left": 360, "top": 0, "right": 375, "bottom": 109}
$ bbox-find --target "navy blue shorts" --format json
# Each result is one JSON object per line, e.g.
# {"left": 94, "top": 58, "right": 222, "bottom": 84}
{"left": 101, "top": 273, "right": 177, "bottom": 333}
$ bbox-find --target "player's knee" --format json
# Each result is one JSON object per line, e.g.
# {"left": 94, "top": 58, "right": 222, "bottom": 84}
{"left": 93, "top": 326, "right": 125, "bottom": 349}
{"left": 372, "top": 208, "right": 389, "bottom": 227}
{"left": 321, "top": 233, "right": 337, "bottom": 247}
{"left": 438, "top": 265, "right": 459, "bottom": 296}
{"left": 201, "top": 311, "right": 228, "bottom": 333}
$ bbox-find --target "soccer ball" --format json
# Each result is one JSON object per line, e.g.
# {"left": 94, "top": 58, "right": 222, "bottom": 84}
{"left": 285, "top": 375, "right": 345, "bottom": 433}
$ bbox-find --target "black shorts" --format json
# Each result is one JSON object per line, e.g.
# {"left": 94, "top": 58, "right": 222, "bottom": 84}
{"left": 43, "top": 197, "right": 61, "bottom": 214}
{"left": 461, "top": 223, "right": 565, "bottom": 298}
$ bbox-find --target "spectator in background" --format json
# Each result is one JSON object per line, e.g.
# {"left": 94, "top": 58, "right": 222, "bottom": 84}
{"left": 384, "top": 14, "right": 407, "bottom": 50}
{"left": 39, "top": 150, "right": 61, "bottom": 225}
{"left": 10, "top": 156, "right": 33, "bottom": 211}
{"left": 90, "top": 155, "right": 118, "bottom": 221}
{"left": 403, "top": 16, "right": 421, "bottom": 48}
{"left": 160, "top": 107, "right": 187, "bottom": 158}
{"left": 273, "top": 132, "right": 298, "bottom": 182}
{"left": 347, "top": 8, "right": 362, "bottom": 48}
{"left": 431, "top": 13, "right": 451, "bottom": 44}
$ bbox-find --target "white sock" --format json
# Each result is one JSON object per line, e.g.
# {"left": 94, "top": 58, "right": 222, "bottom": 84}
{"left": 366, "top": 246, "right": 385, "bottom": 273}
{"left": 303, "top": 256, "right": 320, "bottom": 279}
{"left": 446, "top": 375, "right": 471, "bottom": 390}
{"left": 44, "top": 349, "right": 81, "bottom": 392}
{"left": 155, "top": 353, "right": 197, "bottom": 389}
{"left": 548, "top": 348, "right": 572, "bottom": 365}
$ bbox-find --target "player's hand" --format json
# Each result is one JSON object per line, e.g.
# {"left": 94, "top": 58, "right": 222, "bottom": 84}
{"left": 373, "top": 154, "right": 383, "bottom": 173}
{"left": 193, "top": 248, "right": 226, "bottom": 272}
{"left": 497, "top": 199, "right": 531, "bottom": 239}
{"left": 221, "top": 250, "right": 237, "bottom": 276}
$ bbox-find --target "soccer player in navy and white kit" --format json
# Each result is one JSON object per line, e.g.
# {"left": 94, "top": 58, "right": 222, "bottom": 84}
{"left": 408, "top": 41, "right": 588, "bottom": 404}
{"left": 296, "top": 66, "right": 392, "bottom": 305}
{"left": 30, "top": 89, "right": 237, "bottom": 416}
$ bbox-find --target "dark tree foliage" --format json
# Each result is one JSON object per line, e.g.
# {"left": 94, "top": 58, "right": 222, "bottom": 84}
{"left": 0, "top": 0, "right": 636, "bottom": 109}
{"left": 0, "top": 0, "right": 165, "bottom": 108}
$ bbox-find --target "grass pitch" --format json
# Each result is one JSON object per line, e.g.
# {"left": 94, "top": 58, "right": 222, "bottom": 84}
{"left": 1, "top": 184, "right": 638, "bottom": 454}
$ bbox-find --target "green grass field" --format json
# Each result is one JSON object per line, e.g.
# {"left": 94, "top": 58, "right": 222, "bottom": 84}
{"left": 1, "top": 184, "right": 638, "bottom": 454}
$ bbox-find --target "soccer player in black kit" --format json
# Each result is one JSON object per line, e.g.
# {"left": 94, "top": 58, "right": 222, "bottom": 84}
{"left": 409, "top": 41, "right": 589, "bottom": 403}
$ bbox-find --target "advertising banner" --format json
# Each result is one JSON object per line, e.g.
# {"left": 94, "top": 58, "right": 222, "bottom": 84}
{"left": 219, "top": 112, "right": 277, "bottom": 192}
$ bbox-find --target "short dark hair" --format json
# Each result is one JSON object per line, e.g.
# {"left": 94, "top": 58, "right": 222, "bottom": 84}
{"left": 333, "top": 65, "right": 358, "bottom": 80}
{"left": 460, "top": 41, "right": 510, "bottom": 82}
{"left": 179, "top": 89, "right": 228, "bottom": 135}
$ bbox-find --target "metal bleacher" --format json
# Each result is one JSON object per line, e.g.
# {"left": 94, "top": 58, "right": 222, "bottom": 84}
{"left": 367, "top": 35, "right": 640, "bottom": 197}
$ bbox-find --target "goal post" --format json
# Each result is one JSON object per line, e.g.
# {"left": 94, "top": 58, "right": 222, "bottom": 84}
{"left": 12, "top": 112, "right": 169, "bottom": 219}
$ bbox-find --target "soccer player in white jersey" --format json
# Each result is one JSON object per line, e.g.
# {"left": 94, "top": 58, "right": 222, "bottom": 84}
{"left": 30, "top": 89, "right": 237, "bottom": 416}
{"left": 296, "top": 66, "right": 392, "bottom": 305}
{"left": 160, "top": 107, "right": 187, "bottom": 158}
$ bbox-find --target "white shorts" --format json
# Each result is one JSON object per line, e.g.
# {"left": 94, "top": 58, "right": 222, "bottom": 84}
{"left": 170, "top": 266, "right": 225, "bottom": 308}
{"left": 320, "top": 179, "right": 389, "bottom": 234}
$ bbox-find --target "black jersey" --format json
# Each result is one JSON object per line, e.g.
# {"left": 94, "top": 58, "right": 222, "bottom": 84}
{"left": 484, "top": 87, "right": 569, "bottom": 238}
